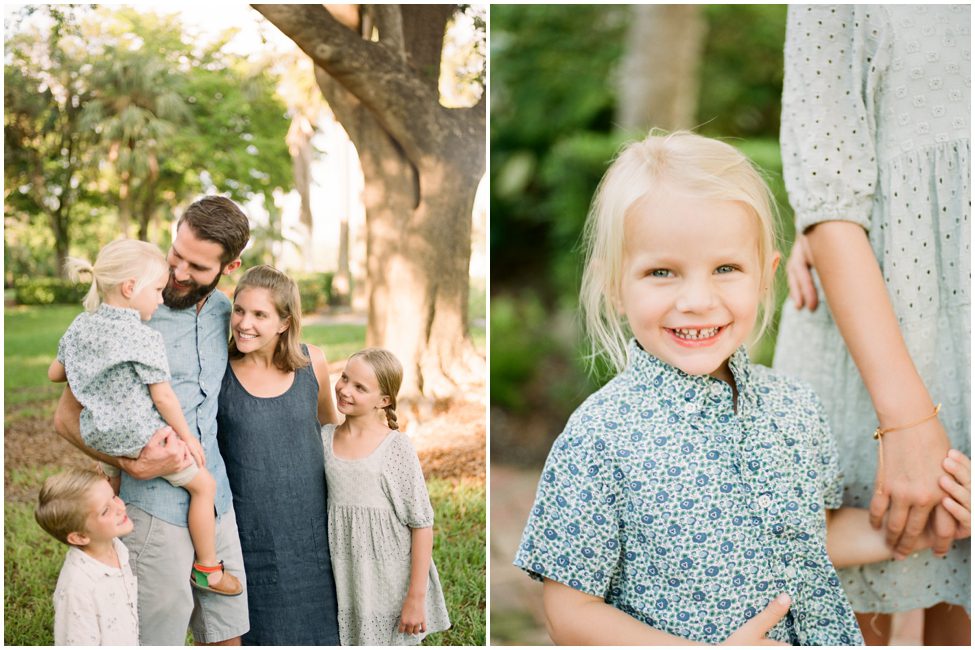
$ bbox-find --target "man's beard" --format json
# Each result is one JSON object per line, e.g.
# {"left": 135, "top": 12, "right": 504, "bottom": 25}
{"left": 162, "top": 271, "right": 221, "bottom": 310}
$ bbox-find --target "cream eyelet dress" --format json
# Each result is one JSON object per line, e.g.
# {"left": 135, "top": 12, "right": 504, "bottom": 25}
{"left": 322, "top": 424, "right": 451, "bottom": 645}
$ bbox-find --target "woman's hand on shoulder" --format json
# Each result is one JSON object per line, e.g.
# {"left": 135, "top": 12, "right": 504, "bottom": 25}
{"left": 309, "top": 345, "right": 340, "bottom": 425}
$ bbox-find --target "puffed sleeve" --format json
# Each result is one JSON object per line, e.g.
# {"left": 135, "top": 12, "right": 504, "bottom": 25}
{"left": 381, "top": 433, "right": 435, "bottom": 529}
{"left": 125, "top": 323, "right": 171, "bottom": 386}
{"left": 54, "top": 583, "right": 102, "bottom": 646}
{"left": 513, "top": 414, "right": 623, "bottom": 598}
{"left": 781, "top": 5, "right": 887, "bottom": 232}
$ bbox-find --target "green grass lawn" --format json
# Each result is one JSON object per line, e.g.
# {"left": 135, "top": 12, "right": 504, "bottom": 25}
{"left": 4, "top": 304, "right": 485, "bottom": 646}
{"left": 4, "top": 478, "right": 485, "bottom": 646}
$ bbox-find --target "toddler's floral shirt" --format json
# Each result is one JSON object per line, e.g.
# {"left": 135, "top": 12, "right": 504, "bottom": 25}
{"left": 515, "top": 340, "right": 864, "bottom": 645}
{"left": 57, "top": 304, "right": 170, "bottom": 457}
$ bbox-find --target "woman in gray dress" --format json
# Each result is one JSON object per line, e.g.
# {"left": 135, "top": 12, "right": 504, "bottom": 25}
{"left": 773, "top": 5, "right": 970, "bottom": 644}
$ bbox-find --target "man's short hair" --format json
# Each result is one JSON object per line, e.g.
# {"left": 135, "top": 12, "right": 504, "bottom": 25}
{"left": 177, "top": 196, "right": 250, "bottom": 265}
{"left": 35, "top": 468, "right": 105, "bottom": 545}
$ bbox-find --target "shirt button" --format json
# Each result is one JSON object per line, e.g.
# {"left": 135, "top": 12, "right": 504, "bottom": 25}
{"left": 784, "top": 565, "right": 798, "bottom": 578}
{"left": 683, "top": 402, "right": 697, "bottom": 413}
{"left": 758, "top": 494, "right": 772, "bottom": 508}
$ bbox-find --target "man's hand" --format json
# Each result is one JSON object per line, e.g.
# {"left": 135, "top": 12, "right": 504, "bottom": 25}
{"left": 118, "top": 427, "right": 191, "bottom": 480}
{"left": 869, "top": 417, "right": 955, "bottom": 558}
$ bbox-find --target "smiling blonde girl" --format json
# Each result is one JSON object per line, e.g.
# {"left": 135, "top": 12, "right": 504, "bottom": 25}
{"left": 322, "top": 348, "right": 451, "bottom": 645}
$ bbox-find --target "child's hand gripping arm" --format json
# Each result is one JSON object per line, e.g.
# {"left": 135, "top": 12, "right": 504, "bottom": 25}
{"left": 826, "top": 450, "right": 971, "bottom": 569}
{"left": 148, "top": 381, "right": 206, "bottom": 468}
{"left": 542, "top": 579, "right": 792, "bottom": 646}
{"left": 399, "top": 526, "right": 433, "bottom": 636}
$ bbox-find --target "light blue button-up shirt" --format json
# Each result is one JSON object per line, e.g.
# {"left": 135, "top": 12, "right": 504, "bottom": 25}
{"left": 119, "top": 291, "right": 233, "bottom": 526}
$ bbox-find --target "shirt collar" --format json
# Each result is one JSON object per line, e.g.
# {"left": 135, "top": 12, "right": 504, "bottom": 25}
{"left": 623, "top": 338, "right": 755, "bottom": 408}
{"left": 96, "top": 303, "right": 141, "bottom": 322}
{"left": 68, "top": 538, "right": 131, "bottom": 580}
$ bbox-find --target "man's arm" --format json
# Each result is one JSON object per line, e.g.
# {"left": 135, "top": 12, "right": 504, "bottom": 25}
{"left": 53, "top": 386, "right": 190, "bottom": 480}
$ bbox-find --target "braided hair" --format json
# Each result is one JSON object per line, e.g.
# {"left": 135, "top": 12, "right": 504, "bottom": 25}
{"left": 349, "top": 348, "right": 403, "bottom": 430}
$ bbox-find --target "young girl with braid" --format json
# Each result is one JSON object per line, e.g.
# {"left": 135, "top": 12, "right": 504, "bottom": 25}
{"left": 322, "top": 348, "right": 450, "bottom": 645}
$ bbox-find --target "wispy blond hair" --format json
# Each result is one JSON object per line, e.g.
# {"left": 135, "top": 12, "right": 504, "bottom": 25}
{"left": 66, "top": 239, "right": 169, "bottom": 313}
{"left": 580, "top": 130, "right": 780, "bottom": 375}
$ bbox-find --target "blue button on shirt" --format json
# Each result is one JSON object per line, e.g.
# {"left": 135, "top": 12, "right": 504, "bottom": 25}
{"left": 514, "top": 340, "right": 864, "bottom": 645}
{"left": 119, "top": 291, "right": 233, "bottom": 527}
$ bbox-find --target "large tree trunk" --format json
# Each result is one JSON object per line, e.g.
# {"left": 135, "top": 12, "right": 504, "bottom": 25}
{"left": 616, "top": 5, "right": 707, "bottom": 133}
{"left": 255, "top": 4, "right": 485, "bottom": 404}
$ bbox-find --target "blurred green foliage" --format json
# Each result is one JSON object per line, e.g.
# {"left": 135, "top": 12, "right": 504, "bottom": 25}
{"left": 4, "top": 5, "right": 291, "bottom": 283}
{"left": 13, "top": 278, "right": 89, "bottom": 306}
{"left": 491, "top": 6, "right": 795, "bottom": 458}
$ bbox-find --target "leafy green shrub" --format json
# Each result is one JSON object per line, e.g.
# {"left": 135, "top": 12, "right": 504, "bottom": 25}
{"left": 293, "top": 273, "right": 333, "bottom": 315}
{"left": 13, "top": 278, "right": 89, "bottom": 306}
{"left": 489, "top": 294, "right": 554, "bottom": 413}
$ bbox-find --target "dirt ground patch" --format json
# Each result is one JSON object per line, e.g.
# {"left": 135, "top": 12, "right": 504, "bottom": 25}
{"left": 410, "top": 400, "right": 486, "bottom": 482}
{"left": 4, "top": 397, "right": 485, "bottom": 503}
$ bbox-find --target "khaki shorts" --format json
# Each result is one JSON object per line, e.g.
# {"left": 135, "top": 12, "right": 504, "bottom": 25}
{"left": 123, "top": 504, "right": 249, "bottom": 644}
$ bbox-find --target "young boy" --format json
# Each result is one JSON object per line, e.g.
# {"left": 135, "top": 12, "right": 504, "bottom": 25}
{"left": 35, "top": 468, "right": 138, "bottom": 645}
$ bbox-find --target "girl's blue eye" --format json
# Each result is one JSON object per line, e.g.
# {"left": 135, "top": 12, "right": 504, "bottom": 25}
{"left": 715, "top": 265, "right": 737, "bottom": 274}
{"left": 649, "top": 269, "right": 672, "bottom": 278}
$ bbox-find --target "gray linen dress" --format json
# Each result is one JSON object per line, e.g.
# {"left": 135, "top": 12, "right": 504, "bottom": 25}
{"left": 322, "top": 424, "right": 450, "bottom": 645}
{"left": 773, "top": 5, "right": 970, "bottom": 613}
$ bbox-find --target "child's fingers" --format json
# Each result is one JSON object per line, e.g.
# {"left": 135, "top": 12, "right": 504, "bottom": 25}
{"left": 945, "top": 450, "right": 971, "bottom": 487}
{"left": 939, "top": 474, "right": 970, "bottom": 509}
{"left": 941, "top": 496, "right": 971, "bottom": 531}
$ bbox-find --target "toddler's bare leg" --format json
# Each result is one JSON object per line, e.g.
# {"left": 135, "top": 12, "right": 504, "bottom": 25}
{"left": 182, "top": 468, "right": 227, "bottom": 587}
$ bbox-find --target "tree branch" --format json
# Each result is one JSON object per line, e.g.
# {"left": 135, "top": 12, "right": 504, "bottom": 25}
{"left": 252, "top": 4, "right": 443, "bottom": 165}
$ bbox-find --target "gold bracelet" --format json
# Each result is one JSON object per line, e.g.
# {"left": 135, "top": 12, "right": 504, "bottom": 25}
{"left": 873, "top": 403, "right": 942, "bottom": 440}
{"left": 873, "top": 403, "right": 942, "bottom": 494}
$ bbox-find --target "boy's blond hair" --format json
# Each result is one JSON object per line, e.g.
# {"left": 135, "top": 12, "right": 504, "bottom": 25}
{"left": 35, "top": 468, "right": 105, "bottom": 545}
{"left": 580, "top": 129, "right": 781, "bottom": 374}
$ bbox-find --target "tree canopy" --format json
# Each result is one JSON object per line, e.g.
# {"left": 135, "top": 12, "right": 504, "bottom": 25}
{"left": 4, "top": 5, "right": 292, "bottom": 279}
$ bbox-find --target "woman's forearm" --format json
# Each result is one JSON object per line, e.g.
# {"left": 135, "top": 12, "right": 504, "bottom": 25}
{"left": 804, "top": 221, "right": 933, "bottom": 422}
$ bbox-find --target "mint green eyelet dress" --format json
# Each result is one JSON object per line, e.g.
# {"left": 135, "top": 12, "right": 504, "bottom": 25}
{"left": 773, "top": 5, "right": 970, "bottom": 614}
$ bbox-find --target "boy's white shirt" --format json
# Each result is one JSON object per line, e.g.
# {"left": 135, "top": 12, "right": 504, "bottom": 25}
{"left": 53, "top": 537, "right": 139, "bottom": 646}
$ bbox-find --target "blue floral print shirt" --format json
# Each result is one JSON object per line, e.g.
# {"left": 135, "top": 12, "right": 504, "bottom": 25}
{"left": 515, "top": 340, "right": 864, "bottom": 645}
